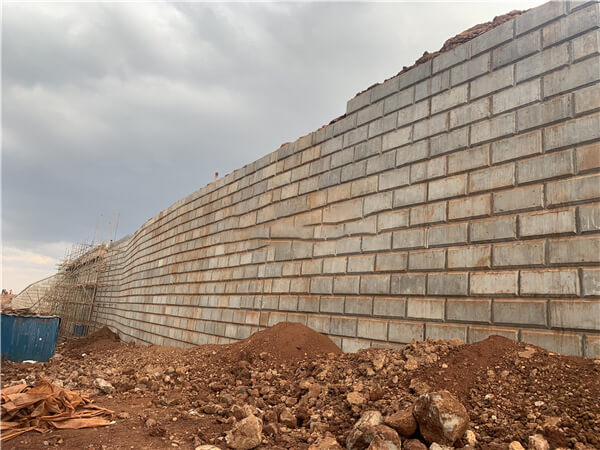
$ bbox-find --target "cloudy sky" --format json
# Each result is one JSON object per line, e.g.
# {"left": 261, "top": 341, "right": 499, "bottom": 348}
{"left": 2, "top": 1, "right": 540, "bottom": 292}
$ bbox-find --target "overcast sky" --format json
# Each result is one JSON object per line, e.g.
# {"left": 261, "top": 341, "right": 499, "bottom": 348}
{"left": 2, "top": 1, "right": 540, "bottom": 292}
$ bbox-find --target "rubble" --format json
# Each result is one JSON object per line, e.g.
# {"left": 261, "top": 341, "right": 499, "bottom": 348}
{"left": 413, "top": 390, "right": 469, "bottom": 446}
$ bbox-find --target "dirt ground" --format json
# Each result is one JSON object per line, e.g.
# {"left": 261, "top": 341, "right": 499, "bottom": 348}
{"left": 1, "top": 323, "right": 599, "bottom": 449}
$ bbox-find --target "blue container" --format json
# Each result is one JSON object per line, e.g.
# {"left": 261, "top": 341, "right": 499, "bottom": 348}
{"left": 1, "top": 313, "right": 60, "bottom": 362}
{"left": 73, "top": 324, "right": 87, "bottom": 336}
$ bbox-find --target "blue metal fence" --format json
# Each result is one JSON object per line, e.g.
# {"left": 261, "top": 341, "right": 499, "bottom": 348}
{"left": 1, "top": 313, "right": 60, "bottom": 362}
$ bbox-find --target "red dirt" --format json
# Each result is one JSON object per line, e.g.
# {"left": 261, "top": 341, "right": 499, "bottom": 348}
{"left": 2, "top": 326, "right": 599, "bottom": 449}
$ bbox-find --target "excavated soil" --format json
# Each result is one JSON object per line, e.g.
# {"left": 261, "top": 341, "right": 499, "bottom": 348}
{"left": 1, "top": 323, "right": 599, "bottom": 450}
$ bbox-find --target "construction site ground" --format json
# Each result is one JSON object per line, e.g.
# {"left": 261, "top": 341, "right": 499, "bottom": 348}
{"left": 1, "top": 323, "right": 599, "bottom": 450}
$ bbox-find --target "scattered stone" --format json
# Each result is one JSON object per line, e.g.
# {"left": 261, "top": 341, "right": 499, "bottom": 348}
{"left": 429, "top": 444, "right": 453, "bottom": 450}
{"left": 528, "top": 434, "right": 550, "bottom": 450}
{"left": 413, "top": 390, "right": 469, "bottom": 446}
{"left": 145, "top": 418, "right": 157, "bottom": 428}
{"left": 225, "top": 414, "right": 262, "bottom": 450}
{"left": 93, "top": 378, "right": 114, "bottom": 394}
{"left": 117, "top": 412, "right": 130, "bottom": 419}
{"left": 403, "top": 440, "right": 428, "bottom": 450}
{"left": 195, "top": 446, "right": 221, "bottom": 450}
{"left": 518, "top": 347, "right": 536, "bottom": 359}
{"left": 347, "top": 410, "right": 401, "bottom": 450}
{"left": 279, "top": 407, "right": 297, "bottom": 428}
{"left": 464, "top": 430, "right": 477, "bottom": 446}
{"left": 347, "top": 391, "right": 366, "bottom": 406}
{"left": 384, "top": 409, "right": 417, "bottom": 438}
{"left": 308, "top": 436, "right": 343, "bottom": 450}
{"left": 508, "top": 442, "right": 525, "bottom": 450}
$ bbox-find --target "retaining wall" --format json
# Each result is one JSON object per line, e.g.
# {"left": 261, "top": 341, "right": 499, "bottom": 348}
{"left": 92, "top": 0, "right": 600, "bottom": 357}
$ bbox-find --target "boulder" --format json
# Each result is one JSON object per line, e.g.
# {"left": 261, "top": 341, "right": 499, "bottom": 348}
{"left": 413, "top": 390, "right": 469, "bottom": 446}
{"left": 366, "top": 434, "right": 401, "bottom": 450}
{"left": 308, "top": 436, "right": 343, "bottom": 450}
{"left": 528, "top": 435, "right": 550, "bottom": 450}
{"left": 347, "top": 410, "right": 401, "bottom": 450}
{"left": 404, "top": 440, "right": 428, "bottom": 450}
{"left": 508, "top": 442, "right": 525, "bottom": 450}
{"left": 93, "top": 378, "right": 114, "bottom": 394}
{"left": 225, "top": 414, "right": 262, "bottom": 450}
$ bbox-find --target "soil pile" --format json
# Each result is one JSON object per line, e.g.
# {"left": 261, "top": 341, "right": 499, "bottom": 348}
{"left": 1, "top": 325, "right": 599, "bottom": 450}
{"left": 61, "top": 326, "right": 121, "bottom": 359}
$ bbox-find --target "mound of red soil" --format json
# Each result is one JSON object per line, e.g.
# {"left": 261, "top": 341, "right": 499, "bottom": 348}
{"left": 61, "top": 326, "right": 121, "bottom": 358}
{"left": 230, "top": 322, "right": 342, "bottom": 363}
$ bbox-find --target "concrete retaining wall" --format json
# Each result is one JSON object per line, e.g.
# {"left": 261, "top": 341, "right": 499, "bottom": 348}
{"left": 93, "top": 0, "right": 600, "bottom": 357}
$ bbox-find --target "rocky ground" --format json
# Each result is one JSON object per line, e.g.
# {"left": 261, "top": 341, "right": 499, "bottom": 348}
{"left": 1, "top": 323, "right": 599, "bottom": 450}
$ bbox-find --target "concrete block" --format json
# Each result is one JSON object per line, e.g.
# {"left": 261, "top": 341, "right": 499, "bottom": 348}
{"left": 298, "top": 296, "right": 320, "bottom": 312}
{"left": 450, "top": 52, "right": 490, "bottom": 87}
{"left": 427, "top": 272, "right": 468, "bottom": 296}
{"left": 376, "top": 252, "right": 408, "bottom": 272}
{"left": 347, "top": 91, "right": 371, "bottom": 114}
{"left": 516, "top": 42, "right": 569, "bottom": 83}
{"left": 430, "top": 127, "right": 469, "bottom": 157}
{"left": 471, "top": 216, "right": 517, "bottom": 242}
{"left": 396, "top": 140, "right": 430, "bottom": 167}
{"left": 382, "top": 127, "right": 412, "bottom": 151}
{"left": 516, "top": 1, "right": 566, "bottom": 35}
{"left": 357, "top": 318, "right": 388, "bottom": 340}
{"left": 346, "top": 297, "right": 373, "bottom": 316}
{"left": 549, "top": 236, "right": 600, "bottom": 263}
{"left": 521, "top": 330, "right": 582, "bottom": 356}
{"left": 448, "top": 144, "right": 490, "bottom": 174}
{"left": 579, "top": 203, "right": 600, "bottom": 233}
{"left": 392, "top": 228, "right": 426, "bottom": 250}
{"left": 493, "top": 240, "right": 545, "bottom": 266}
{"left": 447, "top": 298, "right": 491, "bottom": 323}
{"left": 519, "top": 209, "right": 576, "bottom": 237}
{"left": 492, "top": 31, "right": 541, "bottom": 69}
{"left": 471, "top": 19, "right": 514, "bottom": 55}
{"left": 448, "top": 194, "right": 491, "bottom": 220}
{"left": 469, "top": 163, "right": 515, "bottom": 193}
{"left": 330, "top": 316, "right": 357, "bottom": 337}
{"left": 428, "top": 174, "right": 467, "bottom": 200}
{"left": 398, "top": 60, "right": 432, "bottom": 90}
{"left": 546, "top": 174, "right": 600, "bottom": 206}
{"left": 323, "top": 198, "right": 363, "bottom": 223}
{"left": 371, "top": 75, "right": 400, "bottom": 102}
{"left": 544, "top": 56, "right": 600, "bottom": 99}
{"left": 357, "top": 101, "right": 384, "bottom": 126}
{"left": 345, "top": 215, "right": 376, "bottom": 236}
{"left": 577, "top": 142, "right": 600, "bottom": 172}
{"left": 407, "top": 297, "right": 445, "bottom": 320}
{"left": 343, "top": 125, "right": 369, "bottom": 148}
{"left": 279, "top": 296, "right": 298, "bottom": 311}
{"left": 397, "top": 100, "right": 429, "bottom": 127}
{"left": 366, "top": 150, "right": 396, "bottom": 175}
{"left": 311, "top": 277, "right": 333, "bottom": 295}
{"left": 330, "top": 147, "right": 354, "bottom": 169}
{"left": 408, "top": 248, "right": 446, "bottom": 271}
{"left": 427, "top": 223, "right": 468, "bottom": 247}
{"left": 413, "top": 113, "right": 448, "bottom": 141}
{"left": 327, "top": 183, "right": 351, "bottom": 204}
{"left": 360, "top": 275, "right": 390, "bottom": 295}
{"left": 336, "top": 237, "right": 362, "bottom": 255}
{"left": 574, "top": 83, "right": 600, "bottom": 116}
{"left": 493, "top": 298, "right": 548, "bottom": 326}
{"left": 373, "top": 297, "right": 406, "bottom": 318}
{"left": 431, "top": 84, "right": 468, "bottom": 114}
{"left": 313, "top": 241, "right": 336, "bottom": 257}
{"left": 362, "top": 233, "right": 392, "bottom": 252}
{"left": 471, "top": 271, "right": 519, "bottom": 295}
{"left": 520, "top": 269, "right": 580, "bottom": 296}
{"left": 470, "top": 65, "right": 514, "bottom": 99}
{"left": 470, "top": 112, "right": 515, "bottom": 145}
{"left": 410, "top": 202, "right": 447, "bottom": 225}
{"left": 582, "top": 269, "right": 600, "bottom": 296}
{"left": 320, "top": 296, "right": 345, "bottom": 314}
{"left": 341, "top": 160, "right": 367, "bottom": 183}
{"left": 434, "top": 42, "right": 470, "bottom": 73}
{"left": 391, "top": 274, "right": 426, "bottom": 295}
{"left": 351, "top": 175, "right": 378, "bottom": 197}
{"left": 469, "top": 326, "right": 518, "bottom": 343}
{"left": 519, "top": 94, "right": 572, "bottom": 133}
{"left": 491, "top": 130, "right": 542, "bottom": 164}
{"left": 332, "top": 276, "right": 360, "bottom": 296}
{"left": 449, "top": 98, "right": 490, "bottom": 130}
{"left": 573, "top": 29, "right": 600, "bottom": 61}
{"left": 493, "top": 79, "right": 541, "bottom": 114}
{"left": 377, "top": 209, "right": 409, "bottom": 232}
{"left": 584, "top": 334, "right": 600, "bottom": 358}
{"left": 426, "top": 323, "right": 468, "bottom": 341}
{"left": 517, "top": 150, "right": 574, "bottom": 184}
{"left": 333, "top": 115, "right": 358, "bottom": 137}
{"left": 388, "top": 320, "right": 424, "bottom": 343}
{"left": 379, "top": 166, "right": 410, "bottom": 191}
{"left": 393, "top": 184, "right": 427, "bottom": 208}
{"left": 383, "top": 88, "right": 414, "bottom": 115}
{"left": 542, "top": 2, "right": 599, "bottom": 48}
{"left": 341, "top": 338, "right": 371, "bottom": 353}
{"left": 322, "top": 135, "right": 343, "bottom": 156}
{"left": 348, "top": 255, "right": 375, "bottom": 273}
{"left": 415, "top": 71, "right": 450, "bottom": 102}
{"left": 323, "top": 257, "right": 348, "bottom": 274}
{"left": 354, "top": 138, "right": 382, "bottom": 162}
{"left": 368, "top": 114, "right": 397, "bottom": 139}
{"left": 410, "top": 157, "right": 446, "bottom": 183}
{"left": 550, "top": 299, "right": 600, "bottom": 330}
{"left": 447, "top": 245, "right": 491, "bottom": 269}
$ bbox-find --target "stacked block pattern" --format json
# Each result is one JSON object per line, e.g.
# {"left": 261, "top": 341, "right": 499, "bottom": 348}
{"left": 94, "top": 0, "right": 600, "bottom": 357}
